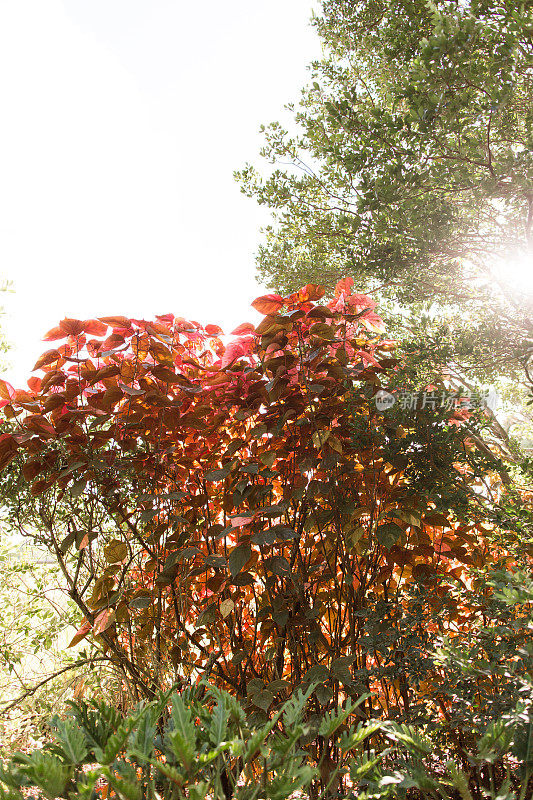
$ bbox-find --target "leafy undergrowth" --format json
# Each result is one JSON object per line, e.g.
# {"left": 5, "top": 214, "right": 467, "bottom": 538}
{"left": 0, "top": 677, "right": 532, "bottom": 800}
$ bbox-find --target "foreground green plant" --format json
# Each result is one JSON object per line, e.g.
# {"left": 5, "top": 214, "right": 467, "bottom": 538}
{"left": 1, "top": 671, "right": 532, "bottom": 800}
{"left": 349, "top": 703, "right": 533, "bottom": 800}
{"left": 0, "top": 682, "right": 370, "bottom": 800}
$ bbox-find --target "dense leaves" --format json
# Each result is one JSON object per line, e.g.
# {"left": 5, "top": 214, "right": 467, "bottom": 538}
{"left": 237, "top": 0, "right": 533, "bottom": 389}
{"left": 0, "top": 279, "right": 521, "bottom": 743}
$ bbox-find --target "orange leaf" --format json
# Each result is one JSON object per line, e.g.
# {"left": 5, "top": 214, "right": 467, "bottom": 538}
{"left": 93, "top": 608, "right": 116, "bottom": 636}
{"left": 231, "top": 322, "right": 256, "bottom": 335}
{"left": 251, "top": 294, "right": 284, "bottom": 315}
{"left": 43, "top": 326, "right": 67, "bottom": 341}
{"left": 98, "top": 316, "right": 132, "bottom": 329}
{"left": 83, "top": 319, "right": 108, "bottom": 337}
{"left": 334, "top": 277, "right": 354, "bottom": 298}
{"left": 33, "top": 349, "right": 61, "bottom": 371}
{"left": 150, "top": 365, "right": 182, "bottom": 384}
{"left": 302, "top": 284, "right": 325, "bottom": 301}
{"left": 59, "top": 318, "right": 85, "bottom": 336}
{"left": 0, "top": 380, "right": 15, "bottom": 401}
{"left": 68, "top": 620, "right": 91, "bottom": 648}
{"left": 27, "top": 377, "right": 41, "bottom": 393}
{"left": 205, "top": 324, "right": 223, "bottom": 335}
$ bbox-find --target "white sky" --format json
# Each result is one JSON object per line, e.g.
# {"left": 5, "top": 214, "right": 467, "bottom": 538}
{"left": 0, "top": 0, "right": 321, "bottom": 387}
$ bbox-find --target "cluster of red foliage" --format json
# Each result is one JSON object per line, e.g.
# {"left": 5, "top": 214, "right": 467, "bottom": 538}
{"left": 0, "top": 279, "right": 506, "bottom": 718}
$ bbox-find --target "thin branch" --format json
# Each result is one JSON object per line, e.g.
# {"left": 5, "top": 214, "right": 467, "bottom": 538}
{"left": 1, "top": 657, "right": 109, "bottom": 715}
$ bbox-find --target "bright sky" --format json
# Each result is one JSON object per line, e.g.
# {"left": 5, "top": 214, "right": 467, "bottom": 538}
{"left": 0, "top": 0, "right": 320, "bottom": 387}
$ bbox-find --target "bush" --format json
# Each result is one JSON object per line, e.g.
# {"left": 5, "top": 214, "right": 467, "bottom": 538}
{"left": 0, "top": 682, "right": 367, "bottom": 800}
{"left": 1, "top": 674, "right": 531, "bottom": 799}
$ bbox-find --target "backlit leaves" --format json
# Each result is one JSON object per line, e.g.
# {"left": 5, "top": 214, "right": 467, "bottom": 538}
{"left": 0, "top": 278, "right": 510, "bottom": 715}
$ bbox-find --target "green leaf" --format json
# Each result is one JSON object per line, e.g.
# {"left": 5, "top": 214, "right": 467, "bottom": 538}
{"left": 265, "top": 555, "right": 290, "bottom": 576}
{"left": 166, "top": 694, "right": 196, "bottom": 771}
{"left": 208, "top": 698, "right": 228, "bottom": 746}
{"left": 259, "top": 451, "right": 276, "bottom": 468}
{"left": 127, "top": 705, "right": 158, "bottom": 762}
{"left": 204, "top": 467, "right": 230, "bottom": 481}
{"left": 12, "top": 752, "right": 70, "bottom": 800}
{"left": 302, "top": 665, "right": 329, "bottom": 686}
{"left": 50, "top": 715, "right": 88, "bottom": 764}
{"left": 129, "top": 594, "right": 152, "bottom": 610}
{"left": 250, "top": 690, "right": 275, "bottom": 711}
{"left": 376, "top": 522, "right": 403, "bottom": 549}
{"left": 330, "top": 656, "right": 355, "bottom": 686}
{"left": 228, "top": 543, "right": 251, "bottom": 577}
{"left": 70, "top": 478, "right": 87, "bottom": 498}
{"left": 94, "top": 717, "right": 136, "bottom": 765}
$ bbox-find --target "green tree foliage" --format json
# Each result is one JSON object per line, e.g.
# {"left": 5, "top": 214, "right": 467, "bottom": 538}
{"left": 237, "top": 0, "right": 533, "bottom": 388}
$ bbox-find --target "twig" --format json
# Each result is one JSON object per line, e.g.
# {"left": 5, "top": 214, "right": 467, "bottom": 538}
{"left": 1, "top": 656, "right": 109, "bottom": 715}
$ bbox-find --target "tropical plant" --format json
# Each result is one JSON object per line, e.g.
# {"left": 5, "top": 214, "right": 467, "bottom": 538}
{"left": 0, "top": 682, "right": 353, "bottom": 800}
{"left": 1, "top": 660, "right": 532, "bottom": 799}
{"left": 345, "top": 568, "right": 533, "bottom": 800}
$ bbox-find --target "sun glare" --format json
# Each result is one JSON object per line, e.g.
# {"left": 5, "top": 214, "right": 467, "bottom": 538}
{"left": 491, "top": 250, "right": 533, "bottom": 294}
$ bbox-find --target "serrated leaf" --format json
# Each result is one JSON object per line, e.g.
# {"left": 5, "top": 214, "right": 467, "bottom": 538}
{"left": 167, "top": 695, "right": 196, "bottom": 770}
{"left": 208, "top": 699, "right": 228, "bottom": 745}
{"left": 50, "top": 716, "right": 88, "bottom": 764}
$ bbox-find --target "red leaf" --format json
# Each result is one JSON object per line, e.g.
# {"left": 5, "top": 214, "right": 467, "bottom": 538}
{"left": 334, "top": 277, "right": 354, "bottom": 298}
{"left": 83, "top": 320, "right": 108, "bottom": 337}
{"left": 0, "top": 380, "right": 15, "bottom": 401}
{"left": 68, "top": 620, "right": 91, "bottom": 648}
{"left": 98, "top": 316, "right": 132, "bottom": 329}
{"left": 231, "top": 322, "right": 256, "bottom": 335}
{"left": 27, "top": 377, "right": 41, "bottom": 393}
{"left": 230, "top": 515, "right": 254, "bottom": 527}
{"left": 59, "top": 318, "right": 85, "bottom": 337}
{"left": 156, "top": 313, "right": 174, "bottom": 325}
{"left": 302, "top": 284, "right": 325, "bottom": 301}
{"left": 348, "top": 293, "right": 376, "bottom": 311}
{"left": 360, "top": 311, "right": 384, "bottom": 333}
{"left": 358, "top": 351, "right": 380, "bottom": 367}
{"left": 93, "top": 609, "right": 116, "bottom": 636}
{"left": 251, "top": 294, "right": 284, "bottom": 315}
{"left": 221, "top": 336, "right": 255, "bottom": 368}
{"left": 31, "top": 479, "right": 48, "bottom": 496}
{"left": 33, "top": 349, "right": 61, "bottom": 371}
{"left": 0, "top": 434, "right": 18, "bottom": 469}
{"left": 24, "top": 415, "right": 56, "bottom": 438}
{"left": 205, "top": 324, "right": 223, "bottom": 335}
{"left": 43, "top": 326, "right": 67, "bottom": 341}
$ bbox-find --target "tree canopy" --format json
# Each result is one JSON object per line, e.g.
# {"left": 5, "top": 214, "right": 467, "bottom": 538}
{"left": 237, "top": 0, "right": 533, "bottom": 389}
